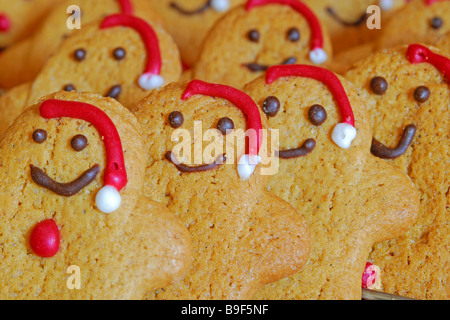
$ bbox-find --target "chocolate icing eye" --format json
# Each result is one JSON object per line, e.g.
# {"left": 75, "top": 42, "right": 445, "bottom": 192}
{"left": 32, "top": 129, "right": 47, "bottom": 144}
{"left": 71, "top": 134, "right": 88, "bottom": 152}
{"left": 73, "top": 48, "right": 87, "bottom": 61}
{"left": 262, "top": 96, "right": 281, "bottom": 117}
{"left": 217, "top": 117, "right": 235, "bottom": 135}
{"left": 308, "top": 104, "right": 327, "bottom": 126}
{"left": 430, "top": 17, "right": 443, "bottom": 29}
{"left": 106, "top": 85, "right": 122, "bottom": 100}
{"left": 414, "top": 86, "right": 430, "bottom": 103}
{"left": 113, "top": 47, "right": 126, "bottom": 60}
{"left": 169, "top": 111, "right": 184, "bottom": 128}
{"left": 370, "top": 76, "right": 388, "bottom": 95}
{"left": 63, "top": 84, "right": 76, "bottom": 92}
{"left": 287, "top": 27, "right": 300, "bottom": 42}
{"left": 247, "top": 29, "right": 260, "bottom": 42}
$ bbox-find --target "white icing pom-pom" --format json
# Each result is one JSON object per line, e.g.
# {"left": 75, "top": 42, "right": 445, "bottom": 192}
{"left": 210, "top": 0, "right": 230, "bottom": 12}
{"left": 309, "top": 48, "right": 328, "bottom": 64}
{"left": 237, "top": 154, "right": 261, "bottom": 181}
{"left": 95, "top": 185, "right": 122, "bottom": 214}
{"left": 332, "top": 123, "right": 357, "bottom": 149}
{"left": 379, "top": 0, "right": 394, "bottom": 10}
{"left": 138, "top": 73, "right": 164, "bottom": 90}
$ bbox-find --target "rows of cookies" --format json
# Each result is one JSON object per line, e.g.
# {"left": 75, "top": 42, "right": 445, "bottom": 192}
{"left": 0, "top": 0, "right": 448, "bottom": 300}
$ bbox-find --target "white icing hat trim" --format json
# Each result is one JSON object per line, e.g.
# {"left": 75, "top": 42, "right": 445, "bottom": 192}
{"left": 237, "top": 154, "right": 261, "bottom": 181}
{"left": 309, "top": 48, "right": 328, "bottom": 64}
{"left": 332, "top": 123, "right": 357, "bottom": 149}
{"left": 210, "top": 0, "right": 231, "bottom": 12}
{"left": 379, "top": 0, "right": 394, "bottom": 10}
{"left": 139, "top": 73, "right": 164, "bottom": 90}
{"left": 96, "top": 185, "right": 122, "bottom": 214}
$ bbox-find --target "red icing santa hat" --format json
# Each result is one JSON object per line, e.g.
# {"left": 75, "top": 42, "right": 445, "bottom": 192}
{"left": 117, "top": 0, "right": 134, "bottom": 14}
{"left": 40, "top": 99, "right": 128, "bottom": 214}
{"left": 0, "top": 13, "right": 10, "bottom": 32}
{"left": 181, "top": 80, "right": 263, "bottom": 180}
{"left": 406, "top": 0, "right": 448, "bottom": 5}
{"left": 100, "top": 14, "right": 164, "bottom": 90}
{"left": 406, "top": 44, "right": 450, "bottom": 79}
{"left": 245, "top": 0, "right": 328, "bottom": 64}
{"left": 265, "top": 64, "right": 357, "bottom": 149}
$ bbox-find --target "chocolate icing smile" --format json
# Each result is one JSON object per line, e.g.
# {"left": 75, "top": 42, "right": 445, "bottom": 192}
{"left": 371, "top": 125, "right": 417, "bottom": 159}
{"left": 165, "top": 151, "right": 226, "bottom": 173}
{"left": 30, "top": 164, "right": 100, "bottom": 196}
{"left": 276, "top": 138, "right": 316, "bottom": 159}
{"left": 244, "top": 57, "right": 297, "bottom": 72}
{"left": 170, "top": 0, "right": 213, "bottom": 15}
{"left": 326, "top": 7, "right": 368, "bottom": 27}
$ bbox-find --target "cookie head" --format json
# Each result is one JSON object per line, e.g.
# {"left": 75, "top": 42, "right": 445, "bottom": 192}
{"left": 193, "top": 0, "right": 332, "bottom": 88}
{"left": 346, "top": 44, "right": 449, "bottom": 159}
{"left": 29, "top": 14, "right": 181, "bottom": 108}
{"left": 245, "top": 64, "right": 365, "bottom": 164}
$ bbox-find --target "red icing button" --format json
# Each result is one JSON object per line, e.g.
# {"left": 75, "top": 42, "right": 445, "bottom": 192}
{"left": 0, "top": 13, "right": 11, "bottom": 32}
{"left": 29, "top": 219, "right": 60, "bottom": 257}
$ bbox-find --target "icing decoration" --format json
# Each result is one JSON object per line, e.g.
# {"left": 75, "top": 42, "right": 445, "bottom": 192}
{"left": 326, "top": 7, "right": 368, "bottom": 27}
{"left": 29, "top": 219, "right": 60, "bottom": 258}
{"left": 100, "top": 14, "right": 164, "bottom": 90}
{"left": 211, "top": 0, "right": 231, "bottom": 12}
{"left": 362, "top": 262, "right": 382, "bottom": 290}
{"left": 245, "top": 0, "right": 328, "bottom": 64}
{"left": 181, "top": 80, "right": 263, "bottom": 180}
{"left": 0, "top": 13, "right": 10, "bottom": 32}
{"left": 379, "top": 0, "right": 394, "bottom": 10}
{"left": 371, "top": 125, "right": 417, "bottom": 159}
{"left": 266, "top": 64, "right": 357, "bottom": 149}
{"left": 40, "top": 99, "right": 127, "bottom": 214}
{"left": 406, "top": 44, "right": 450, "bottom": 80}
{"left": 170, "top": 0, "right": 230, "bottom": 15}
{"left": 117, "top": 0, "right": 134, "bottom": 14}
{"left": 165, "top": 151, "right": 227, "bottom": 173}
{"left": 406, "top": 0, "right": 448, "bottom": 5}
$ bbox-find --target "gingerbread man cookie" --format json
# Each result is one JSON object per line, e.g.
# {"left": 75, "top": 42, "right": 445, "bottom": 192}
{"left": 0, "top": 90, "right": 192, "bottom": 299}
{"left": 0, "top": 13, "right": 181, "bottom": 137}
{"left": 133, "top": 80, "right": 311, "bottom": 299}
{"left": 376, "top": 0, "right": 450, "bottom": 51}
{"left": 0, "top": 0, "right": 162, "bottom": 89}
{"left": 192, "top": 0, "right": 333, "bottom": 89}
{"left": 345, "top": 44, "right": 449, "bottom": 300}
{"left": 436, "top": 30, "right": 450, "bottom": 53}
{"left": 243, "top": 64, "right": 420, "bottom": 299}
{"left": 303, "top": 0, "right": 405, "bottom": 54}
{"left": 149, "top": 0, "right": 245, "bottom": 68}
{"left": 0, "top": 0, "right": 64, "bottom": 50}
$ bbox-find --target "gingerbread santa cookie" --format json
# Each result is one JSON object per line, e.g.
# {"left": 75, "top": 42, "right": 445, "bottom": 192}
{"left": 149, "top": 0, "right": 245, "bottom": 68}
{"left": 243, "top": 64, "right": 420, "bottom": 300}
{"left": 0, "top": 0, "right": 64, "bottom": 51}
{"left": 302, "top": 0, "right": 405, "bottom": 54}
{"left": 0, "top": 13, "right": 181, "bottom": 137}
{"left": 0, "top": 90, "right": 192, "bottom": 299}
{"left": 376, "top": 0, "right": 450, "bottom": 51}
{"left": 0, "top": 0, "right": 163, "bottom": 89}
{"left": 192, "top": 0, "right": 333, "bottom": 89}
{"left": 345, "top": 44, "right": 449, "bottom": 300}
{"left": 436, "top": 30, "right": 450, "bottom": 53}
{"left": 133, "top": 80, "right": 311, "bottom": 299}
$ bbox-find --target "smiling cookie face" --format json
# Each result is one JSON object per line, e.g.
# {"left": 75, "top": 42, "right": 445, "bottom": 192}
{"left": 149, "top": 0, "right": 245, "bottom": 66}
{"left": 243, "top": 64, "right": 420, "bottom": 299}
{"left": 193, "top": 0, "right": 332, "bottom": 89}
{"left": 345, "top": 44, "right": 450, "bottom": 300}
{"left": 376, "top": 0, "right": 450, "bottom": 50}
{"left": 0, "top": 91, "right": 192, "bottom": 299}
{"left": 303, "top": 0, "right": 405, "bottom": 53}
{"left": 134, "top": 80, "right": 311, "bottom": 300}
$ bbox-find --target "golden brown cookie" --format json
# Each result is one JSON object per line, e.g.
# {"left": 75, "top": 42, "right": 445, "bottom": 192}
{"left": 0, "top": 14, "right": 181, "bottom": 137}
{"left": 376, "top": 0, "right": 450, "bottom": 50}
{"left": 149, "top": 0, "right": 245, "bottom": 68}
{"left": 192, "top": 0, "right": 333, "bottom": 89}
{"left": 243, "top": 64, "right": 420, "bottom": 299}
{"left": 436, "top": 30, "right": 450, "bottom": 53}
{"left": 303, "top": 0, "right": 405, "bottom": 53}
{"left": 345, "top": 44, "right": 449, "bottom": 300}
{"left": 0, "top": 90, "right": 192, "bottom": 299}
{"left": 0, "top": 0, "right": 64, "bottom": 49}
{"left": 133, "top": 80, "right": 311, "bottom": 299}
{"left": 0, "top": 0, "right": 163, "bottom": 89}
